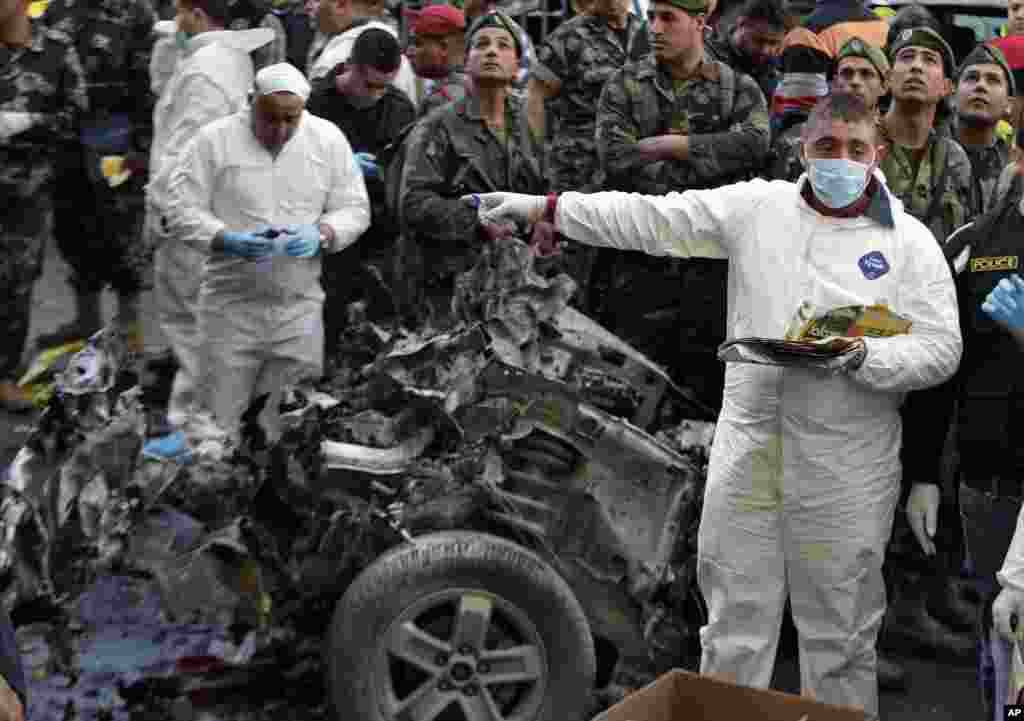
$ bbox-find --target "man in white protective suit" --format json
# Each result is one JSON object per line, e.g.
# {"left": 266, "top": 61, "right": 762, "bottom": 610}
{"left": 468, "top": 91, "right": 962, "bottom": 720}
{"left": 146, "top": 0, "right": 275, "bottom": 431}
{"left": 166, "top": 62, "right": 370, "bottom": 440}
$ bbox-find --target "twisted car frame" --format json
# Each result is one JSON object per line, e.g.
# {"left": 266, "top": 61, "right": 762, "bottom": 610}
{"left": 2, "top": 238, "right": 716, "bottom": 721}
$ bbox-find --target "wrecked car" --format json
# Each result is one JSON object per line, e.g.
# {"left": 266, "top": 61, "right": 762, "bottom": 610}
{"left": 2, "top": 236, "right": 716, "bottom": 721}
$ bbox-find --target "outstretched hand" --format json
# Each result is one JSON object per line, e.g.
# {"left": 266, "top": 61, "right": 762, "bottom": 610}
{"left": 463, "top": 193, "right": 546, "bottom": 227}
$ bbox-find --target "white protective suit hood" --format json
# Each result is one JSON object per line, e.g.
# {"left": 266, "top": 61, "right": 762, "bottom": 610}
{"left": 150, "top": 20, "right": 180, "bottom": 96}
{"left": 187, "top": 26, "right": 277, "bottom": 55}
{"left": 149, "top": 26, "right": 275, "bottom": 208}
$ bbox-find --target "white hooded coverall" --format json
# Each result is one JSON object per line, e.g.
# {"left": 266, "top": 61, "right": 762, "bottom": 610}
{"left": 166, "top": 109, "right": 370, "bottom": 438}
{"left": 553, "top": 176, "right": 962, "bottom": 719}
{"left": 146, "top": 26, "right": 275, "bottom": 426}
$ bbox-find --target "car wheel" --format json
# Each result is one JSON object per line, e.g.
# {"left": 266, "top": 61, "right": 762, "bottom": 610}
{"left": 326, "top": 531, "right": 597, "bottom": 721}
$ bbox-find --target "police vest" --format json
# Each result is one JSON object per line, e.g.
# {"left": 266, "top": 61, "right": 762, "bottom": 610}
{"left": 945, "top": 173, "right": 1024, "bottom": 467}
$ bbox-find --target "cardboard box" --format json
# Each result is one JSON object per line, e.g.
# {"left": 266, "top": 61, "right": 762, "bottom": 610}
{"left": 593, "top": 669, "right": 869, "bottom": 721}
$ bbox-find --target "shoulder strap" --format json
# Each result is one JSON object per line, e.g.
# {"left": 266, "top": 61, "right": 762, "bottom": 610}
{"left": 923, "top": 137, "right": 952, "bottom": 234}
{"left": 717, "top": 61, "right": 736, "bottom": 122}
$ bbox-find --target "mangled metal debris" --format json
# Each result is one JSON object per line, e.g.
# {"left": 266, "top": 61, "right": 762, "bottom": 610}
{"left": 3, "top": 236, "right": 716, "bottom": 720}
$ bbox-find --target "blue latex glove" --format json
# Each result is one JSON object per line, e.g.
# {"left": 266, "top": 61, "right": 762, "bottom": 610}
{"left": 142, "top": 430, "right": 194, "bottom": 464}
{"left": 220, "top": 230, "right": 275, "bottom": 258}
{"left": 354, "top": 152, "right": 380, "bottom": 179}
{"left": 281, "top": 224, "right": 321, "bottom": 258}
{"left": 983, "top": 274, "right": 1024, "bottom": 329}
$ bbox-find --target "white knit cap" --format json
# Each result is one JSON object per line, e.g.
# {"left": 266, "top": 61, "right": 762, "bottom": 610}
{"left": 254, "top": 63, "right": 311, "bottom": 102}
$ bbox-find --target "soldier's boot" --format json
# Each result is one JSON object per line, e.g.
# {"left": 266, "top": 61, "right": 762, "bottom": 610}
{"left": 36, "top": 290, "right": 103, "bottom": 349}
{"left": 881, "top": 570, "right": 976, "bottom": 660}
{"left": 0, "top": 381, "right": 34, "bottom": 414}
{"left": 114, "top": 292, "right": 144, "bottom": 355}
{"left": 877, "top": 653, "right": 909, "bottom": 692}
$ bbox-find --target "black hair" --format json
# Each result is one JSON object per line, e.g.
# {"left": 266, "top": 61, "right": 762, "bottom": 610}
{"left": 351, "top": 27, "right": 401, "bottom": 72}
{"left": 802, "top": 92, "right": 877, "bottom": 139}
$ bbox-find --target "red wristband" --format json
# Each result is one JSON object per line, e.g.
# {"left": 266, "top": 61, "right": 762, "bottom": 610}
{"left": 545, "top": 192, "right": 558, "bottom": 224}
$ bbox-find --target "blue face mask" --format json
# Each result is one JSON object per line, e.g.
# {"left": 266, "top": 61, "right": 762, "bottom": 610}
{"left": 807, "top": 157, "right": 873, "bottom": 209}
{"left": 175, "top": 29, "right": 192, "bottom": 51}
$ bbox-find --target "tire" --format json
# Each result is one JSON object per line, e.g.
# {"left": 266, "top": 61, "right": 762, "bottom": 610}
{"left": 326, "top": 531, "right": 597, "bottom": 721}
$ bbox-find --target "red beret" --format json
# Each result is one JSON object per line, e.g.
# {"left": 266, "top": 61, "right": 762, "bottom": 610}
{"left": 405, "top": 4, "right": 466, "bottom": 36}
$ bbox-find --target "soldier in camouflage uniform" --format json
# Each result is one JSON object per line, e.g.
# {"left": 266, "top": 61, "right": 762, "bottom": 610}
{"left": 593, "top": 0, "right": 770, "bottom": 411}
{"left": 37, "top": 0, "right": 156, "bottom": 352}
{"left": 881, "top": 27, "right": 981, "bottom": 673}
{"left": 880, "top": 28, "right": 977, "bottom": 244}
{"left": 399, "top": 12, "right": 545, "bottom": 326}
{"left": 529, "top": 0, "right": 650, "bottom": 193}
{"left": 770, "top": 36, "right": 889, "bottom": 183}
{"left": 703, "top": 0, "right": 788, "bottom": 105}
{"left": 953, "top": 44, "right": 1015, "bottom": 213}
{"left": 527, "top": 0, "right": 650, "bottom": 309}
{"left": 0, "top": 1, "right": 88, "bottom": 410}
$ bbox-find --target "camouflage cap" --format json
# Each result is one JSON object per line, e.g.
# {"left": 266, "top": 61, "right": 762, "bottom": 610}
{"left": 835, "top": 37, "right": 890, "bottom": 79}
{"left": 651, "top": 0, "right": 710, "bottom": 14}
{"left": 888, "top": 26, "right": 956, "bottom": 78}
{"left": 958, "top": 43, "right": 1016, "bottom": 96}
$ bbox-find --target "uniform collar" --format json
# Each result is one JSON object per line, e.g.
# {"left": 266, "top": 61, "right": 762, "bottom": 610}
{"left": 645, "top": 53, "right": 718, "bottom": 93}
{"left": 457, "top": 90, "right": 513, "bottom": 121}
{"left": 879, "top": 118, "right": 939, "bottom": 152}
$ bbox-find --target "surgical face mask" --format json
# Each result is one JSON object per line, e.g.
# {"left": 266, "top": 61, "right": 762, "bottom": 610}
{"left": 175, "top": 29, "right": 192, "bottom": 51}
{"left": 806, "top": 157, "right": 873, "bottom": 209}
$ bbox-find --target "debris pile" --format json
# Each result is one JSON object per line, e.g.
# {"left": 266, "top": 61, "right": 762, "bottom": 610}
{"left": 3, "top": 237, "right": 716, "bottom": 720}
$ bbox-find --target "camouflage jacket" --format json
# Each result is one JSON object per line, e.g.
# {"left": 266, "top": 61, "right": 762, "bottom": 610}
{"left": 532, "top": 13, "right": 651, "bottom": 191}
{"left": 704, "top": 28, "right": 780, "bottom": 108}
{"left": 961, "top": 136, "right": 1012, "bottom": 214}
{"left": 400, "top": 92, "right": 545, "bottom": 280}
{"left": 43, "top": 0, "right": 156, "bottom": 157}
{"left": 595, "top": 55, "right": 770, "bottom": 194}
{"left": 768, "top": 119, "right": 805, "bottom": 182}
{"left": 419, "top": 66, "right": 468, "bottom": 118}
{"left": 879, "top": 124, "right": 978, "bottom": 243}
{"left": 0, "top": 20, "right": 88, "bottom": 203}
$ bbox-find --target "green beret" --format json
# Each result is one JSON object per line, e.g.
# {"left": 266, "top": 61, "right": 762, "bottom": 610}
{"left": 652, "top": 0, "right": 710, "bottom": 12}
{"left": 466, "top": 11, "right": 524, "bottom": 56}
{"left": 958, "top": 43, "right": 1016, "bottom": 96}
{"left": 888, "top": 27, "right": 956, "bottom": 78}
{"left": 835, "top": 37, "right": 890, "bottom": 79}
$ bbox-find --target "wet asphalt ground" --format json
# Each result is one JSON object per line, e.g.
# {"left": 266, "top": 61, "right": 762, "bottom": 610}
{"left": 0, "top": 239, "right": 986, "bottom": 721}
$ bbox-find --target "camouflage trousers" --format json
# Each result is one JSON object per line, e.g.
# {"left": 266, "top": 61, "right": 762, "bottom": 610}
{"left": 0, "top": 201, "right": 49, "bottom": 379}
{"left": 52, "top": 162, "right": 150, "bottom": 296}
